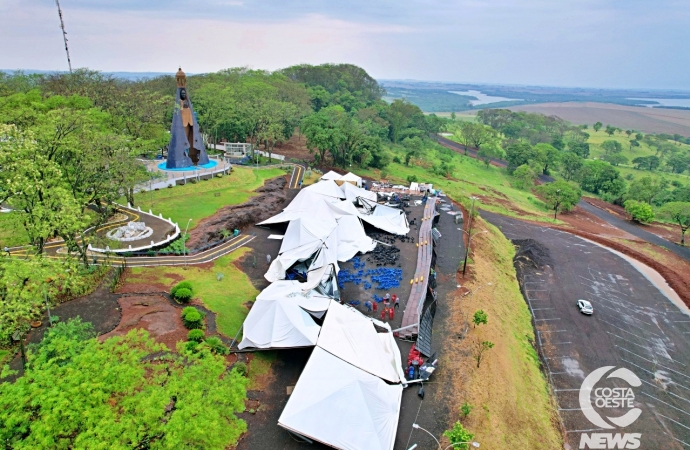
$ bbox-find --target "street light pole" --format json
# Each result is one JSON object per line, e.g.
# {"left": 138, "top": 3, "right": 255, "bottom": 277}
{"left": 183, "top": 218, "right": 192, "bottom": 268}
{"left": 462, "top": 196, "right": 478, "bottom": 277}
{"left": 412, "top": 424, "right": 440, "bottom": 450}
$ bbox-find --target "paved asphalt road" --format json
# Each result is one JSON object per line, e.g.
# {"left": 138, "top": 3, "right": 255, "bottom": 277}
{"left": 483, "top": 211, "right": 690, "bottom": 450}
{"left": 578, "top": 200, "right": 690, "bottom": 263}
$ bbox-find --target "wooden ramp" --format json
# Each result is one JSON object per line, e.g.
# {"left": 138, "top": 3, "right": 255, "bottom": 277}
{"left": 400, "top": 198, "right": 436, "bottom": 338}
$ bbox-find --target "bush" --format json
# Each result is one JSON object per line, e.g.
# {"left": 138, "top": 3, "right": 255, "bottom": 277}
{"left": 234, "top": 362, "right": 248, "bottom": 377}
{"left": 205, "top": 336, "right": 229, "bottom": 355}
{"left": 175, "top": 287, "right": 193, "bottom": 303}
{"left": 181, "top": 307, "right": 204, "bottom": 329}
{"left": 624, "top": 199, "right": 655, "bottom": 223}
{"left": 443, "top": 422, "right": 475, "bottom": 450}
{"left": 188, "top": 329, "right": 205, "bottom": 342}
{"left": 406, "top": 174, "right": 418, "bottom": 183}
{"left": 184, "top": 340, "right": 199, "bottom": 354}
{"left": 171, "top": 281, "right": 193, "bottom": 298}
{"left": 392, "top": 156, "right": 402, "bottom": 164}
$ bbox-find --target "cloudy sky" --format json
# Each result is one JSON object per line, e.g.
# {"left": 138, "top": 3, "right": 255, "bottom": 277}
{"left": 3, "top": 0, "right": 689, "bottom": 89}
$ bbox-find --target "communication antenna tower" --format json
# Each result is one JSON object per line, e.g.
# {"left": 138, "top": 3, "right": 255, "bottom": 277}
{"left": 55, "top": 0, "right": 72, "bottom": 72}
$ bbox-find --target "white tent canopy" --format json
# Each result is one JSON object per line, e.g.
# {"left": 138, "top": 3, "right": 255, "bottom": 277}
{"left": 335, "top": 215, "right": 376, "bottom": 261}
{"left": 260, "top": 181, "right": 408, "bottom": 236}
{"left": 303, "top": 179, "right": 345, "bottom": 199}
{"left": 278, "top": 347, "right": 403, "bottom": 450}
{"left": 238, "top": 282, "right": 333, "bottom": 350}
{"left": 340, "top": 172, "right": 363, "bottom": 187}
{"left": 320, "top": 170, "right": 343, "bottom": 181}
{"left": 341, "top": 181, "right": 377, "bottom": 203}
{"left": 317, "top": 302, "right": 405, "bottom": 383}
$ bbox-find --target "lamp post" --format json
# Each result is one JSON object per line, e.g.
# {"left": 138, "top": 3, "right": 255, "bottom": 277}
{"left": 462, "top": 196, "right": 479, "bottom": 277}
{"left": 183, "top": 218, "right": 192, "bottom": 268}
{"left": 412, "top": 424, "right": 440, "bottom": 449}
{"left": 408, "top": 424, "right": 480, "bottom": 450}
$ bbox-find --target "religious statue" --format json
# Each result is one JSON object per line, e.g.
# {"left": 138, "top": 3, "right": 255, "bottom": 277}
{"left": 166, "top": 67, "right": 210, "bottom": 169}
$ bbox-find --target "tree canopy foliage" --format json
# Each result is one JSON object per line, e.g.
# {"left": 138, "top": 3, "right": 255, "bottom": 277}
{"left": 0, "top": 319, "right": 248, "bottom": 449}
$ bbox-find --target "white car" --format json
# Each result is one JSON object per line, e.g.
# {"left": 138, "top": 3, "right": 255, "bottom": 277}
{"left": 577, "top": 299, "right": 594, "bottom": 315}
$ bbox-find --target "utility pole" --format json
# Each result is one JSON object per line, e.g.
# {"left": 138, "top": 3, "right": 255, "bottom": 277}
{"left": 462, "top": 196, "right": 478, "bottom": 277}
{"left": 55, "top": 0, "right": 72, "bottom": 72}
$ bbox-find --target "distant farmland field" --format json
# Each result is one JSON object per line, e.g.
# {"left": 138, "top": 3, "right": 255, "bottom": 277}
{"left": 508, "top": 102, "right": 690, "bottom": 136}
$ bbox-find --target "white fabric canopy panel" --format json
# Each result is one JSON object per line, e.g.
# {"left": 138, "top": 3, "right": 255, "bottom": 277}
{"left": 335, "top": 215, "right": 376, "bottom": 261}
{"left": 238, "top": 281, "right": 332, "bottom": 350}
{"left": 320, "top": 170, "right": 342, "bottom": 181}
{"left": 340, "top": 172, "right": 363, "bottom": 187}
{"left": 303, "top": 179, "right": 345, "bottom": 199}
{"left": 278, "top": 347, "right": 403, "bottom": 450}
{"left": 359, "top": 202, "right": 410, "bottom": 236}
{"left": 317, "top": 302, "right": 404, "bottom": 383}
{"left": 341, "top": 181, "right": 377, "bottom": 203}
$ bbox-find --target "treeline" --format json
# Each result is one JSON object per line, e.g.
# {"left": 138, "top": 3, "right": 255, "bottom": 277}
{"left": 470, "top": 109, "right": 690, "bottom": 207}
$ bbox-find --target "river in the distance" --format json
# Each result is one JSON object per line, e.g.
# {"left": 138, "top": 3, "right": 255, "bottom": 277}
{"left": 628, "top": 97, "right": 690, "bottom": 108}
{"left": 449, "top": 89, "right": 522, "bottom": 106}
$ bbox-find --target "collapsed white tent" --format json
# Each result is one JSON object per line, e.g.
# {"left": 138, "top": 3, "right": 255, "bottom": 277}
{"left": 341, "top": 180, "right": 377, "bottom": 203}
{"left": 359, "top": 200, "right": 410, "bottom": 236}
{"left": 278, "top": 347, "right": 403, "bottom": 450}
{"left": 257, "top": 190, "right": 337, "bottom": 226}
{"left": 317, "top": 302, "right": 405, "bottom": 383}
{"left": 335, "top": 215, "right": 376, "bottom": 261}
{"left": 265, "top": 217, "right": 338, "bottom": 282}
{"left": 238, "top": 282, "right": 333, "bottom": 350}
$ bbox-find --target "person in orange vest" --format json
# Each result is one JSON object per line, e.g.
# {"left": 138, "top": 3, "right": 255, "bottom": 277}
{"left": 392, "top": 294, "right": 399, "bottom": 310}
{"left": 388, "top": 307, "right": 394, "bottom": 320}
{"left": 381, "top": 308, "right": 387, "bottom": 321}
{"left": 372, "top": 300, "right": 378, "bottom": 312}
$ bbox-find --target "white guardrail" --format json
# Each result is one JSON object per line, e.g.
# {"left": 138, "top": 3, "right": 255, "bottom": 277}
{"left": 87, "top": 204, "right": 180, "bottom": 254}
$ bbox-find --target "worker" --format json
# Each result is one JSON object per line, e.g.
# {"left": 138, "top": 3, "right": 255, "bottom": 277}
{"left": 266, "top": 253, "right": 272, "bottom": 265}
{"left": 381, "top": 308, "right": 387, "bottom": 322}
{"left": 394, "top": 295, "right": 400, "bottom": 310}
{"left": 364, "top": 300, "right": 373, "bottom": 313}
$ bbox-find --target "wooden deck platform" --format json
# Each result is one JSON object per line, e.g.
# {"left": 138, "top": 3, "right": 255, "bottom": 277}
{"left": 399, "top": 197, "right": 436, "bottom": 338}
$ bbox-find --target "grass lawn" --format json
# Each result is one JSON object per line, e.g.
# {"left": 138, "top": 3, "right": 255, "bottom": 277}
{"left": 587, "top": 129, "right": 690, "bottom": 185}
{"left": 0, "top": 213, "right": 30, "bottom": 248}
{"left": 131, "top": 167, "right": 287, "bottom": 230}
{"left": 438, "top": 219, "right": 562, "bottom": 448}
{"left": 126, "top": 247, "right": 258, "bottom": 337}
{"left": 358, "top": 143, "right": 560, "bottom": 224}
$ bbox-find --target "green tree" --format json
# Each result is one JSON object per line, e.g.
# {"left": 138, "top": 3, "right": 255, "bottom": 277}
{"left": 402, "top": 136, "right": 423, "bottom": 165}
{"left": 505, "top": 142, "right": 535, "bottom": 173}
{"left": 0, "top": 322, "right": 248, "bottom": 449}
{"left": 472, "top": 310, "right": 488, "bottom": 327}
{"left": 473, "top": 339, "right": 495, "bottom": 368}
{"left": 567, "top": 141, "right": 590, "bottom": 159}
{"left": 605, "top": 125, "right": 616, "bottom": 136}
{"left": 635, "top": 133, "right": 644, "bottom": 141}
{"left": 593, "top": 122, "right": 603, "bottom": 132}
{"left": 513, "top": 164, "right": 537, "bottom": 190}
{"left": 631, "top": 155, "right": 661, "bottom": 171}
{"left": 601, "top": 140, "right": 623, "bottom": 155}
{"left": 627, "top": 176, "right": 667, "bottom": 204}
{"left": 476, "top": 138, "right": 503, "bottom": 167}
{"left": 658, "top": 202, "right": 690, "bottom": 245}
{"left": 0, "top": 257, "right": 84, "bottom": 345}
{"left": 601, "top": 154, "right": 628, "bottom": 166}
{"left": 629, "top": 139, "right": 640, "bottom": 151}
{"left": 577, "top": 160, "right": 625, "bottom": 199}
{"left": 624, "top": 200, "right": 655, "bottom": 223}
{"left": 561, "top": 152, "right": 584, "bottom": 181}
{"left": 533, "top": 143, "right": 560, "bottom": 175}
{"left": 666, "top": 153, "right": 690, "bottom": 174}
{"left": 536, "top": 181, "right": 582, "bottom": 219}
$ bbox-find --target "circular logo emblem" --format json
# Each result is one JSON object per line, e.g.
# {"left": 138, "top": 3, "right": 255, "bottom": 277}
{"left": 579, "top": 366, "right": 642, "bottom": 429}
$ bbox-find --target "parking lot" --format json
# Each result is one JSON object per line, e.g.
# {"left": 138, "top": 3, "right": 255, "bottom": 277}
{"left": 483, "top": 212, "right": 690, "bottom": 449}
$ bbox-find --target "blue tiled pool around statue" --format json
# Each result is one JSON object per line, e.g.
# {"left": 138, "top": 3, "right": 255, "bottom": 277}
{"left": 157, "top": 160, "right": 218, "bottom": 172}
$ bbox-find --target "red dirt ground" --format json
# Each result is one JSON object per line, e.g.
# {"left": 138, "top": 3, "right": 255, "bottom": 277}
{"left": 100, "top": 294, "right": 188, "bottom": 351}
{"left": 272, "top": 133, "right": 315, "bottom": 162}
